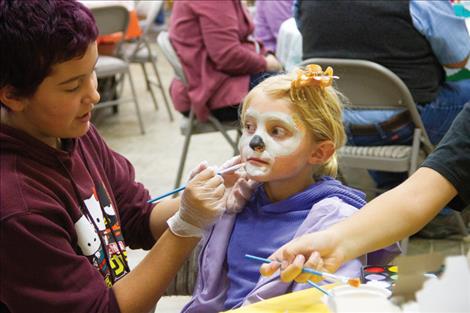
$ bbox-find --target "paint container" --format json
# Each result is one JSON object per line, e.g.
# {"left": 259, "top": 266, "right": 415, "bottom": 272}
{"left": 361, "top": 265, "right": 398, "bottom": 290}
{"left": 324, "top": 284, "right": 398, "bottom": 313}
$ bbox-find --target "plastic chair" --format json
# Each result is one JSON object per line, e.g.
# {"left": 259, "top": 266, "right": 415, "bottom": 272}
{"left": 122, "top": 1, "right": 174, "bottom": 121}
{"left": 157, "top": 31, "right": 240, "bottom": 190}
{"left": 91, "top": 5, "right": 146, "bottom": 134}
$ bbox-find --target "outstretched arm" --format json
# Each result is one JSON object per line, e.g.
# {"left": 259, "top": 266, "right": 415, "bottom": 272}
{"left": 261, "top": 167, "right": 457, "bottom": 280}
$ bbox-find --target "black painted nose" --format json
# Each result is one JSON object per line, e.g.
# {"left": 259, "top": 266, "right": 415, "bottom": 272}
{"left": 249, "top": 135, "right": 265, "bottom": 152}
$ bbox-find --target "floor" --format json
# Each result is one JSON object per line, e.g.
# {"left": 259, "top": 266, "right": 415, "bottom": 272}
{"left": 92, "top": 40, "right": 470, "bottom": 312}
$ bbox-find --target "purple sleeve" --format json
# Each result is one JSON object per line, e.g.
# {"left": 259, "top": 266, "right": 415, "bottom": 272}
{"left": 193, "top": 2, "right": 267, "bottom": 75}
{"left": 1, "top": 214, "right": 121, "bottom": 313}
{"left": 254, "top": 0, "right": 293, "bottom": 53}
{"left": 88, "top": 126, "right": 155, "bottom": 250}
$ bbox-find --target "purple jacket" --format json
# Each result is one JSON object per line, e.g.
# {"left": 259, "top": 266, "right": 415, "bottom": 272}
{"left": 181, "top": 189, "right": 400, "bottom": 313}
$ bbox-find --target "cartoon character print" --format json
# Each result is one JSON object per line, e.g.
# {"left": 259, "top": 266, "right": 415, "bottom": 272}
{"left": 84, "top": 191, "right": 106, "bottom": 232}
{"left": 95, "top": 183, "right": 128, "bottom": 279}
{"left": 96, "top": 183, "right": 118, "bottom": 232}
{"left": 74, "top": 215, "right": 109, "bottom": 283}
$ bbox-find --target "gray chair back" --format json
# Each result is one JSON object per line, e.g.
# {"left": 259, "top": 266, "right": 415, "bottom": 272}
{"left": 157, "top": 31, "right": 188, "bottom": 85}
{"left": 135, "top": 0, "right": 164, "bottom": 36}
{"left": 91, "top": 5, "right": 129, "bottom": 36}
{"left": 299, "top": 58, "right": 433, "bottom": 151}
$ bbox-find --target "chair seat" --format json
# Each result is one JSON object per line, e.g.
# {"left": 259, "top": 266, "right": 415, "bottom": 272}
{"left": 338, "top": 145, "right": 413, "bottom": 172}
{"left": 95, "top": 56, "right": 129, "bottom": 77}
{"left": 122, "top": 43, "right": 156, "bottom": 63}
{"left": 179, "top": 117, "right": 239, "bottom": 135}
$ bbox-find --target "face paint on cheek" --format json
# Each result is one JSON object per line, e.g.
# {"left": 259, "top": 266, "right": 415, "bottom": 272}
{"left": 262, "top": 113, "right": 305, "bottom": 158}
{"left": 241, "top": 108, "right": 306, "bottom": 178}
{"left": 245, "top": 163, "right": 271, "bottom": 177}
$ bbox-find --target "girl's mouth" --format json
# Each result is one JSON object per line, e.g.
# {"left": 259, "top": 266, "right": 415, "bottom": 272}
{"left": 247, "top": 157, "right": 270, "bottom": 165}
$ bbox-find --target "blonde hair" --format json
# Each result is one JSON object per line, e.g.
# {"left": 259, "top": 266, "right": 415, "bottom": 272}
{"left": 240, "top": 70, "right": 346, "bottom": 177}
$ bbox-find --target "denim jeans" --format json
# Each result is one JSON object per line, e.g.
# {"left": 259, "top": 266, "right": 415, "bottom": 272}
{"left": 344, "top": 80, "right": 469, "bottom": 190}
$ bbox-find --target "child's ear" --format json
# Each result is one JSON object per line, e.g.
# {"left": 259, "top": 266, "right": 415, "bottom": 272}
{"left": 0, "top": 86, "right": 26, "bottom": 112}
{"left": 309, "top": 140, "right": 335, "bottom": 165}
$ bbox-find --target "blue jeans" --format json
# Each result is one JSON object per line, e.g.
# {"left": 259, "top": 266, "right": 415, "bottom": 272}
{"left": 344, "top": 80, "right": 469, "bottom": 190}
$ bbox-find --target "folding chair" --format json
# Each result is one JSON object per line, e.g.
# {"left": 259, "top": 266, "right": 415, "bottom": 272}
{"left": 91, "top": 5, "right": 146, "bottom": 134}
{"left": 157, "top": 31, "right": 240, "bottom": 190}
{"left": 299, "top": 58, "right": 434, "bottom": 253}
{"left": 300, "top": 58, "right": 470, "bottom": 253}
{"left": 122, "top": 1, "right": 174, "bottom": 121}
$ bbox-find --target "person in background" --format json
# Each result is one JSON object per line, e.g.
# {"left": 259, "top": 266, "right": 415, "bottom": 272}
{"left": 260, "top": 103, "right": 470, "bottom": 282}
{"left": 254, "top": 0, "right": 293, "bottom": 54}
{"left": 0, "top": 1, "right": 241, "bottom": 312}
{"left": 180, "top": 67, "right": 399, "bottom": 313}
{"left": 169, "top": 0, "right": 282, "bottom": 123}
{"left": 296, "top": 0, "right": 469, "bottom": 191}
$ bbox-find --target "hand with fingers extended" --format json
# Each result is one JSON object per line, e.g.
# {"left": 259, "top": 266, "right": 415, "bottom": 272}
{"left": 218, "top": 155, "right": 260, "bottom": 214}
{"left": 167, "top": 164, "right": 225, "bottom": 237}
{"left": 259, "top": 230, "right": 346, "bottom": 283}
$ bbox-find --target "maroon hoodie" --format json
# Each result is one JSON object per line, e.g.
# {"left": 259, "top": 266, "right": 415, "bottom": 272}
{"left": 0, "top": 124, "right": 156, "bottom": 313}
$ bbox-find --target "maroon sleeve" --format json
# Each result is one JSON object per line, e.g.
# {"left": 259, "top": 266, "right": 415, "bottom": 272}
{"left": 193, "top": 2, "right": 267, "bottom": 75}
{"left": 0, "top": 213, "right": 121, "bottom": 313}
{"left": 87, "top": 126, "right": 156, "bottom": 250}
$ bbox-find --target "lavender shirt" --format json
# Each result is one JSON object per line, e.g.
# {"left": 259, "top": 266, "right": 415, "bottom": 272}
{"left": 254, "top": 0, "right": 293, "bottom": 53}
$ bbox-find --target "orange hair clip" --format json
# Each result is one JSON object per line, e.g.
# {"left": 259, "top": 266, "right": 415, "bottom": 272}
{"left": 292, "top": 64, "right": 337, "bottom": 89}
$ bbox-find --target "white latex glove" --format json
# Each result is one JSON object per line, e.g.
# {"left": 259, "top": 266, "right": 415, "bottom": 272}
{"left": 218, "top": 156, "right": 260, "bottom": 214}
{"left": 167, "top": 166, "right": 225, "bottom": 237}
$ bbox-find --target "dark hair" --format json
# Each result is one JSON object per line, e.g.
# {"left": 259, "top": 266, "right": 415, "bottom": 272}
{"left": 0, "top": 0, "right": 98, "bottom": 103}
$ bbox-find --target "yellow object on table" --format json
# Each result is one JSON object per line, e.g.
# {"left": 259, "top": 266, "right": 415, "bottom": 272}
{"left": 222, "top": 284, "right": 337, "bottom": 313}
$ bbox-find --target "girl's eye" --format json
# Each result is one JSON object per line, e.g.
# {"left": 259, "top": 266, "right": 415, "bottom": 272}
{"left": 244, "top": 122, "right": 256, "bottom": 133}
{"left": 271, "top": 126, "right": 287, "bottom": 137}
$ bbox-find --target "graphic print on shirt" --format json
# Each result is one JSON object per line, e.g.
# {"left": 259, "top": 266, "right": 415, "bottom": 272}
{"left": 96, "top": 182, "right": 128, "bottom": 279}
{"left": 75, "top": 184, "right": 129, "bottom": 287}
{"left": 75, "top": 215, "right": 109, "bottom": 283}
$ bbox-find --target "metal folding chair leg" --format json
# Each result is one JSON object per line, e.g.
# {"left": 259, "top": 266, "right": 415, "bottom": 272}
{"left": 207, "top": 116, "right": 238, "bottom": 149}
{"left": 150, "top": 58, "right": 174, "bottom": 121}
{"left": 174, "top": 111, "right": 195, "bottom": 189}
{"left": 400, "top": 237, "right": 409, "bottom": 255}
{"left": 127, "top": 69, "right": 146, "bottom": 134}
{"left": 140, "top": 63, "right": 152, "bottom": 91}
{"left": 234, "top": 130, "right": 241, "bottom": 155}
{"left": 453, "top": 211, "right": 469, "bottom": 237}
{"left": 140, "top": 63, "right": 160, "bottom": 111}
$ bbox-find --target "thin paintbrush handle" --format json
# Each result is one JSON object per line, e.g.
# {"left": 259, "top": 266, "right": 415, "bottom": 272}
{"left": 303, "top": 268, "right": 347, "bottom": 283}
{"left": 147, "top": 185, "right": 186, "bottom": 204}
{"left": 307, "top": 280, "right": 331, "bottom": 297}
{"left": 148, "top": 163, "right": 246, "bottom": 204}
{"left": 245, "top": 254, "right": 345, "bottom": 282}
{"left": 245, "top": 254, "right": 331, "bottom": 296}
{"left": 217, "top": 162, "right": 245, "bottom": 175}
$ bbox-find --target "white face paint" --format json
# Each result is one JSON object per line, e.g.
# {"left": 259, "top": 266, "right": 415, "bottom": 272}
{"left": 239, "top": 107, "right": 305, "bottom": 178}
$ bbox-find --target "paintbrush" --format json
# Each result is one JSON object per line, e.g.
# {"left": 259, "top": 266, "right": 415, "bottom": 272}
{"left": 147, "top": 162, "right": 246, "bottom": 204}
{"left": 244, "top": 254, "right": 331, "bottom": 296}
{"left": 244, "top": 254, "right": 360, "bottom": 288}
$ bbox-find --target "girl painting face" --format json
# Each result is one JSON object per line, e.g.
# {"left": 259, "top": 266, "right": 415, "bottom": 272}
{"left": 239, "top": 90, "right": 317, "bottom": 183}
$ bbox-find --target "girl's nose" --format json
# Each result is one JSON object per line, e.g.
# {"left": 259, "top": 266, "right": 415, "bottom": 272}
{"left": 249, "top": 135, "right": 265, "bottom": 152}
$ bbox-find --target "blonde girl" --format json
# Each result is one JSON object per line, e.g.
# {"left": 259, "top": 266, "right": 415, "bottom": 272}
{"left": 181, "top": 66, "right": 400, "bottom": 313}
